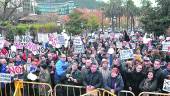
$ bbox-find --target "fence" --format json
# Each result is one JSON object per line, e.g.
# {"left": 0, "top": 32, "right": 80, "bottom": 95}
{"left": 98, "top": 88, "right": 116, "bottom": 96}
{"left": 138, "top": 92, "right": 170, "bottom": 96}
{"left": 0, "top": 81, "right": 14, "bottom": 96}
{"left": 119, "top": 90, "right": 135, "bottom": 96}
{"left": 54, "top": 84, "right": 86, "bottom": 96}
{"left": 80, "top": 89, "right": 101, "bottom": 96}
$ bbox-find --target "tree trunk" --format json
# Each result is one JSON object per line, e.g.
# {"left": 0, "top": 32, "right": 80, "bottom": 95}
{"left": 127, "top": 16, "right": 129, "bottom": 31}
{"left": 118, "top": 15, "right": 120, "bottom": 30}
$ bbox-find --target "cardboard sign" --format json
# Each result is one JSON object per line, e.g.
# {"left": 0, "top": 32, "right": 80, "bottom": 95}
{"left": 0, "top": 73, "right": 11, "bottom": 83}
{"left": 74, "top": 45, "right": 85, "bottom": 53}
{"left": 8, "top": 66, "right": 23, "bottom": 75}
{"left": 57, "top": 35, "right": 65, "bottom": 45}
{"left": 120, "top": 49, "right": 134, "bottom": 60}
{"left": 162, "top": 42, "right": 170, "bottom": 52}
{"left": 163, "top": 79, "right": 170, "bottom": 92}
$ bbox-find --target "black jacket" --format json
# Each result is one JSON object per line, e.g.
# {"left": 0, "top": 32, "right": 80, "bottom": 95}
{"left": 83, "top": 70, "right": 103, "bottom": 88}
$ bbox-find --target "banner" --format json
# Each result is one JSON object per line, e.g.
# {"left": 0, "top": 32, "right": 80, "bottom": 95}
{"left": 120, "top": 49, "right": 134, "bottom": 60}
{"left": 8, "top": 66, "right": 23, "bottom": 75}
{"left": 163, "top": 79, "right": 170, "bottom": 92}
{"left": 0, "top": 73, "right": 11, "bottom": 83}
{"left": 57, "top": 34, "right": 65, "bottom": 45}
{"left": 162, "top": 42, "right": 170, "bottom": 52}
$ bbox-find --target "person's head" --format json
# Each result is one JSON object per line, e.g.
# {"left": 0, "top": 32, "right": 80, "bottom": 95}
{"left": 67, "top": 56, "right": 72, "bottom": 62}
{"left": 0, "top": 59, "right": 7, "bottom": 64}
{"left": 147, "top": 71, "right": 154, "bottom": 80}
{"left": 71, "top": 62, "right": 78, "bottom": 71}
{"left": 27, "top": 57, "right": 32, "bottom": 63}
{"left": 85, "top": 59, "right": 92, "bottom": 68}
{"left": 48, "top": 53, "right": 53, "bottom": 60}
{"left": 167, "top": 62, "right": 170, "bottom": 71}
{"left": 101, "top": 59, "right": 109, "bottom": 69}
{"left": 135, "top": 64, "right": 143, "bottom": 72}
{"left": 153, "top": 59, "right": 161, "bottom": 70}
{"left": 41, "top": 55, "right": 46, "bottom": 61}
{"left": 111, "top": 67, "right": 119, "bottom": 78}
{"left": 81, "top": 57, "right": 86, "bottom": 63}
{"left": 60, "top": 54, "right": 66, "bottom": 62}
{"left": 40, "top": 64, "right": 48, "bottom": 71}
{"left": 15, "top": 55, "right": 21, "bottom": 61}
{"left": 90, "top": 63, "right": 98, "bottom": 73}
{"left": 143, "top": 57, "right": 150, "bottom": 66}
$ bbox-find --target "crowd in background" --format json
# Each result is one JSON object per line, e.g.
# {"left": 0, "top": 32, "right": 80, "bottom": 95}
{"left": 0, "top": 30, "right": 170, "bottom": 96}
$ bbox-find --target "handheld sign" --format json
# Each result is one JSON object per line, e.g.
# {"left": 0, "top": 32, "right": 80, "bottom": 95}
{"left": 57, "top": 34, "right": 65, "bottom": 45}
{"left": 73, "top": 37, "right": 82, "bottom": 45}
{"left": 48, "top": 34, "right": 58, "bottom": 48}
{"left": 8, "top": 66, "right": 23, "bottom": 75}
{"left": 163, "top": 79, "right": 170, "bottom": 92}
{"left": 0, "top": 73, "right": 11, "bottom": 83}
{"left": 120, "top": 49, "right": 134, "bottom": 60}
{"left": 74, "top": 45, "right": 85, "bottom": 53}
{"left": 162, "top": 42, "right": 170, "bottom": 52}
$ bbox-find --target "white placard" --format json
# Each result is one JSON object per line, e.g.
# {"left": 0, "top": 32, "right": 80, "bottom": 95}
{"left": 7, "top": 50, "right": 16, "bottom": 58}
{"left": 163, "top": 79, "right": 170, "bottom": 92}
{"left": 120, "top": 49, "right": 134, "bottom": 60}
{"left": 116, "top": 41, "right": 122, "bottom": 48}
{"left": 73, "top": 37, "right": 82, "bottom": 45}
{"left": 37, "top": 33, "right": 48, "bottom": 43}
{"left": 25, "top": 42, "right": 39, "bottom": 53}
{"left": 57, "top": 34, "right": 65, "bottom": 45}
{"left": 14, "top": 42, "right": 24, "bottom": 49}
{"left": 162, "top": 42, "right": 170, "bottom": 52}
{"left": 0, "top": 73, "right": 11, "bottom": 83}
{"left": 14, "top": 35, "right": 31, "bottom": 44}
{"left": 48, "top": 33, "right": 58, "bottom": 48}
{"left": 74, "top": 45, "right": 85, "bottom": 53}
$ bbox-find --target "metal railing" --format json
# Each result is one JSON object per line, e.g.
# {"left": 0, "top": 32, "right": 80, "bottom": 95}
{"left": 119, "top": 90, "right": 135, "bottom": 96}
{"left": 98, "top": 88, "right": 116, "bottom": 96}
{"left": 138, "top": 92, "right": 170, "bottom": 96}
{"left": 54, "top": 84, "right": 86, "bottom": 96}
{"left": 0, "top": 81, "right": 14, "bottom": 96}
{"left": 13, "top": 81, "right": 53, "bottom": 96}
{"left": 80, "top": 89, "right": 101, "bottom": 96}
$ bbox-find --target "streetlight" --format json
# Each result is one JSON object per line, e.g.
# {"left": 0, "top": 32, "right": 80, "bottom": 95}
{"left": 100, "top": 7, "right": 104, "bottom": 40}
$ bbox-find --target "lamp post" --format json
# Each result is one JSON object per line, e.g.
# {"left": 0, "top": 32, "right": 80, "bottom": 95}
{"left": 100, "top": 7, "right": 104, "bottom": 40}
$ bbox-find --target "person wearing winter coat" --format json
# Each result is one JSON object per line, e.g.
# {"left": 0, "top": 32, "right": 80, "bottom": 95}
{"left": 139, "top": 71, "right": 157, "bottom": 92}
{"left": 104, "top": 67, "right": 124, "bottom": 95}
{"left": 54, "top": 54, "right": 68, "bottom": 84}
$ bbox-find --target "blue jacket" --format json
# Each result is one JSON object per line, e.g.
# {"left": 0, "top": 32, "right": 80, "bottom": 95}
{"left": 0, "top": 64, "right": 7, "bottom": 73}
{"left": 55, "top": 60, "right": 68, "bottom": 76}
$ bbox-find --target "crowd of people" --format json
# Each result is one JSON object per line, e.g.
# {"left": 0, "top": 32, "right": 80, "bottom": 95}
{"left": 0, "top": 30, "right": 170, "bottom": 96}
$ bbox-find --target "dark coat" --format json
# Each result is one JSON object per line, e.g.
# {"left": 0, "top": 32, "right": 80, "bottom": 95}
{"left": 139, "top": 78, "right": 157, "bottom": 92}
{"left": 153, "top": 68, "right": 164, "bottom": 91}
{"left": 83, "top": 70, "right": 103, "bottom": 88}
{"left": 104, "top": 74, "right": 124, "bottom": 94}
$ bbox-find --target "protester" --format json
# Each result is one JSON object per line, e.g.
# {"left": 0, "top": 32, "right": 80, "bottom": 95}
{"left": 104, "top": 67, "right": 124, "bottom": 95}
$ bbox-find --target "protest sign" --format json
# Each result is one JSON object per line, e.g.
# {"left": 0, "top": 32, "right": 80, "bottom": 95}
{"left": 8, "top": 66, "right": 23, "bottom": 75}
{"left": 163, "top": 79, "right": 170, "bottom": 92}
{"left": 48, "top": 33, "right": 59, "bottom": 48}
{"left": 14, "top": 35, "right": 31, "bottom": 44}
{"left": 57, "top": 34, "right": 65, "bottom": 45}
{"left": 7, "top": 50, "right": 16, "bottom": 58}
{"left": 37, "top": 33, "right": 48, "bottom": 43}
{"left": 0, "top": 37, "right": 4, "bottom": 49}
{"left": 74, "top": 45, "right": 85, "bottom": 53}
{"left": 0, "top": 73, "right": 11, "bottom": 83}
{"left": 120, "top": 49, "right": 134, "bottom": 60}
{"left": 162, "top": 42, "right": 170, "bottom": 52}
{"left": 14, "top": 42, "right": 24, "bottom": 49}
{"left": 73, "top": 37, "right": 82, "bottom": 45}
{"left": 25, "top": 42, "right": 39, "bottom": 53}
{"left": 36, "top": 46, "right": 45, "bottom": 54}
